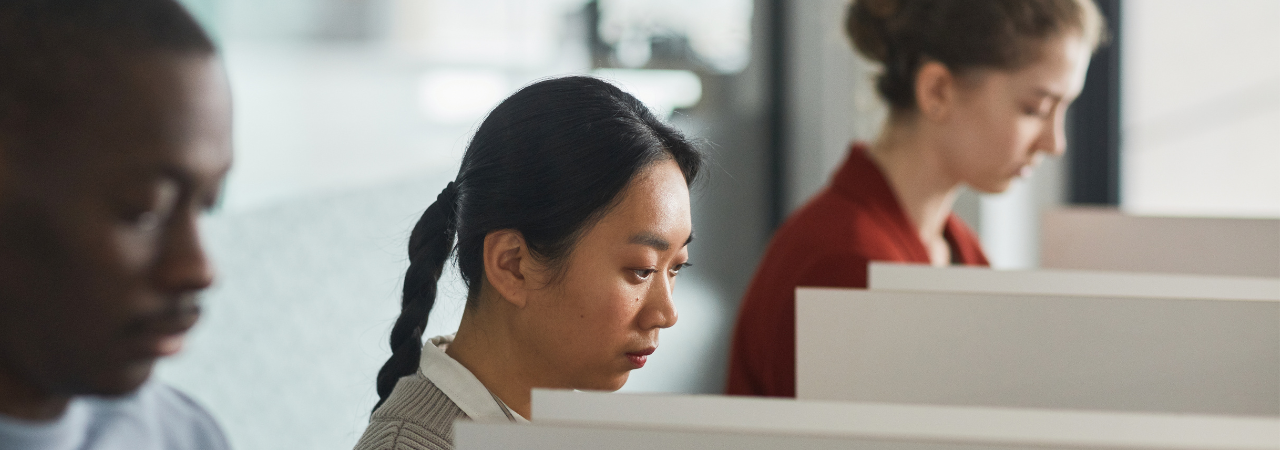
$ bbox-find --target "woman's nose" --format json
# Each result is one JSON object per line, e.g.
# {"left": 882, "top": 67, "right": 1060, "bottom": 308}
{"left": 640, "top": 278, "right": 679, "bottom": 330}
{"left": 1041, "top": 110, "right": 1068, "bottom": 157}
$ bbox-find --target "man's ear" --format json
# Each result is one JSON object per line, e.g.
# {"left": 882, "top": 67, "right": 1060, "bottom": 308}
{"left": 482, "top": 229, "right": 533, "bottom": 309}
{"left": 914, "top": 60, "right": 957, "bottom": 122}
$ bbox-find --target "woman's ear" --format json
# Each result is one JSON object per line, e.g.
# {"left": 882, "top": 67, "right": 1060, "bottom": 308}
{"left": 482, "top": 229, "right": 533, "bottom": 309}
{"left": 914, "top": 60, "right": 956, "bottom": 121}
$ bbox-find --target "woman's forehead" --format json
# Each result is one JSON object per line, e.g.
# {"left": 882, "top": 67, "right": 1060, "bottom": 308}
{"left": 587, "top": 161, "right": 692, "bottom": 245}
{"left": 1013, "top": 35, "right": 1092, "bottom": 96}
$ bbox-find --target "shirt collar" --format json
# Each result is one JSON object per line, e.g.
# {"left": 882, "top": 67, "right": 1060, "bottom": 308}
{"left": 419, "top": 335, "right": 529, "bottom": 423}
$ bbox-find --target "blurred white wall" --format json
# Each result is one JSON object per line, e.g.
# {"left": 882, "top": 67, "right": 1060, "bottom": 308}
{"left": 782, "top": 0, "right": 881, "bottom": 212}
{"left": 1122, "top": 0, "right": 1280, "bottom": 218}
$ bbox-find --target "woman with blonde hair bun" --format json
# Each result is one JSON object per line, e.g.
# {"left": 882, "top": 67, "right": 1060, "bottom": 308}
{"left": 728, "top": 0, "right": 1106, "bottom": 397}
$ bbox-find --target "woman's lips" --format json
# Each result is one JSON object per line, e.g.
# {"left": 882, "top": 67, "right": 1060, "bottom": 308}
{"left": 627, "top": 347, "right": 655, "bottom": 369}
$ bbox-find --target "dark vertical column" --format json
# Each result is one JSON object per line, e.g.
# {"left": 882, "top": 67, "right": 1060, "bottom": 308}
{"left": 766, "top": 0, "right": 789, "bottom": 229}
{"left": 1067, "top": 0, "right": 1122, "bottom": 205}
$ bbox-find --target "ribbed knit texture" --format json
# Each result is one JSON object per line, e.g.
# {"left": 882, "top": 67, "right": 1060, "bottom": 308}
{"left": 354, "top": 373, "right": 468, "bottom": 450}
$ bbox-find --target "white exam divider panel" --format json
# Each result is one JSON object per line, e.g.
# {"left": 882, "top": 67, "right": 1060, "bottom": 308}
{"left": 1040, "top": 208, "right": 1280, "bottom": 277}
{"left": 795, "top": 288, "right": 1280, "bottom": 416}
{"left": 522, "top": 388, "right": 1280, "bottom": 447}
{"left": 522, "top": 389, "right": 1279, "bottom": 450}
{"left": 867, "top": 262, "right": 1280, "bottom": 301}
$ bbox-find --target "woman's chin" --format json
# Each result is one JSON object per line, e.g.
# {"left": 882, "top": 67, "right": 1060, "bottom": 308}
{"left": 584, "top": 373, "right": 630, "bottom": 392}
{"left": 969, "top": 177, "right": 1015, "bottom": 195}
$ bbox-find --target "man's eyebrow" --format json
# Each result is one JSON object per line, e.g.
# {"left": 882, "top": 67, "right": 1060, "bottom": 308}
{"left": 157, "top": 159, "right": 232, "bottom": 190}
{"left": 158, "top": 166, "right": 194, "bottom": 188}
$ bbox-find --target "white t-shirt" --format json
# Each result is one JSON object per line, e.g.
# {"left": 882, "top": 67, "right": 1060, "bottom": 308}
{"left": 0, "top": 381, "right": 229, "bottom": 450}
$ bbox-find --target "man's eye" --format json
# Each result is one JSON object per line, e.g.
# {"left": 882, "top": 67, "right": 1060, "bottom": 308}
{"left": 115, "top": 181, "right": 180, "bottom": 231}
{"left": 132, "top": 211, "right": 163, "bottom": 231}
{"left": 117, "top": 205, "right": 164, "bottom": 230}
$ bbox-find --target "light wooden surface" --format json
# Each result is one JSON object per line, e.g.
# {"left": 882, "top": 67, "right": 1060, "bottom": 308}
{"left": 867, "top": 262, "right": 1280, "bottom": 300}
{"left": 795, "top": 288, "right": 1280, "bottom": 416}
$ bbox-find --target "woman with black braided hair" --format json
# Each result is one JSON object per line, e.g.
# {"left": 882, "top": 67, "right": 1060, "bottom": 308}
{"left": 354, "top": 76, "right": 702, "bottom": 450}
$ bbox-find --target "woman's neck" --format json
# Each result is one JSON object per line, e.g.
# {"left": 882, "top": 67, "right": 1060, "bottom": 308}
{"left": 445, "top": 307, "right": 535, "bottom": 419}
{"left": 866, "top": 118, "right": 962, "bottom": 266}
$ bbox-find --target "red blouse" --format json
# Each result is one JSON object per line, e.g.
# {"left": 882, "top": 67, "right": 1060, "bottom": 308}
{"left": 726, "top": 143, "right": 989, "bottom": 397}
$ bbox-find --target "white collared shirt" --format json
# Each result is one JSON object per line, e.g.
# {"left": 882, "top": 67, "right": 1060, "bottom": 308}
{"left": 418, "top": 335, "right": 529, "bottom": 423}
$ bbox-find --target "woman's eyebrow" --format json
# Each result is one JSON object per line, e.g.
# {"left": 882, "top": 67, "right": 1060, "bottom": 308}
{"left": 1033, "top": 87, "right": 1064, "bottom": 101}
{"left": 629, "top": 232, "right": 670, "bottom": 251}
{"left": 629, "top": 231, "right": 695, "bottom": 251}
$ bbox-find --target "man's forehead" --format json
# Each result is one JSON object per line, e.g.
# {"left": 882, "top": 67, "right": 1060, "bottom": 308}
{"left": 52, "top": 56, "right": 230, "bottom": 183}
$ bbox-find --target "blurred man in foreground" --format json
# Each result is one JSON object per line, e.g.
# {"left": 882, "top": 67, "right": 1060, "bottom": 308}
{"left": 0, "top": 0, "right": 233, "bottom": 448}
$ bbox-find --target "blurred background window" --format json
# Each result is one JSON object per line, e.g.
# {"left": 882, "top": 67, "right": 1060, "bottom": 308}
{"left": 1120, "top": 0, "right": 1280, "bottom": 218}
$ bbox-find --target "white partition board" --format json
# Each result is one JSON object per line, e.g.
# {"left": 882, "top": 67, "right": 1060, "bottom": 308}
{"left": 796, "top": 288, "right": 1280, "bottom": 416}
{"left": 1040, "top": 208, "right": 1280, "bottom": 277}
{"left": 456, "top": 419, "right": 1279, "bottom": 450}
{"left": 530, "top": 389, "right": 1280, "bottom": 450}
{"left": 867, "top": 262, "right": 1280, "bottom": 301}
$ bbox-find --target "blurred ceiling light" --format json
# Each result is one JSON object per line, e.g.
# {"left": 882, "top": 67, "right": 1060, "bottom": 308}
{"left": 598, "top": 0, "right": 753, "bottom": 73}
{"left": 417, "top": 69, "right": 510, "bottom": 124}
{"left": 391, "top": 0, "right": 591, "bottom": 68}
{"left": 615, "top": 32, "right": 654, "bottom": 68}
{"left": 593, "top": 68, "right": 702, "bottom": 118}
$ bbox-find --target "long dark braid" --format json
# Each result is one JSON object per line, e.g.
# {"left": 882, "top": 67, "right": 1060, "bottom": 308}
{"left": 373, "top": 182, "right": 458, "bottom": 410}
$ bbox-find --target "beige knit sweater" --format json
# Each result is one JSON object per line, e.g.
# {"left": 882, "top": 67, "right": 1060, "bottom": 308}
{"left": 353, "top": 373, "right": 469, "bottom": 450}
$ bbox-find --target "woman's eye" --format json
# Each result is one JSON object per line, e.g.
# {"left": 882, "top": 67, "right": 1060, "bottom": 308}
{"left": 633, "top": 269, "right": 656, "bottom": 280}
{"left": 1022, "top": 98, "right": 1056, "bottom": 118}
{"left": 670, "top": 262, "right": 693, "bottom": 276}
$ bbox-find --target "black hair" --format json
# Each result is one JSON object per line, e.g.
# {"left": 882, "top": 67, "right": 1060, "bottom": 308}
{"left": 0, "top": 0, "right": 215, "bottom": 161}
{"left": 373, "top": 76, "right": 703, "bottom": 411}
